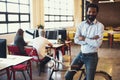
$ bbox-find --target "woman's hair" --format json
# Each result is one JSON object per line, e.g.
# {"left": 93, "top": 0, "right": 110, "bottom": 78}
{"left": 86, "top": 3, "right": 99, "bottom": 13}
{"left": 16, "top": 28, "right": 24, "bottom": 36}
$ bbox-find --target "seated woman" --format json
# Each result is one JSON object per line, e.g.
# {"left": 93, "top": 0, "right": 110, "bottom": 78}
{"left": 14, "top": 28, "right": 28, "bottom": 56}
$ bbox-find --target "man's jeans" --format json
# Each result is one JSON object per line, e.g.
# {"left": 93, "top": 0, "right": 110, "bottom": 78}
{"left": 65, "top": 52, "right": 98, "bottom": 80}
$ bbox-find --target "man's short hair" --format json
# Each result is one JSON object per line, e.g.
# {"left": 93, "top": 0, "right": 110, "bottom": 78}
{"left": 86, "top": 3, "right": 99, "bottom": 13}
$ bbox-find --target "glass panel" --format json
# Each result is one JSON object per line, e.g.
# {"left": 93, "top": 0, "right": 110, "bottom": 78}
{"left": 49, "top": 0, "right": 54, "bottom": 8}
{"left": 49, "top": 22, "right": 55, "bottom": 28}
{"left": 20, "top": 0, "right": 28, "bottom": 4}
{"left": 50, "top": 16, "right": 54, "bottom": 21}
{"left": 61, "top": 10, "right": 65, "bottom": 15}
{"left": 61, "top": 16, "right": 66, "bottom": 21}
{"left": 54, "top": 22, "right": 60, "bottom": 28}
{"left": 68, "top": 17, "right": 73, "bottom": 20}
{"left": 54, "top": 2, "right": 59, "bottom": 10}
{"left": 0, "top": 2, "right": 6, "bottom": 12}
{"left": 21, "top": 15, "right": 29, "bottom": 21}
{"left": 0, "top": 0, "right": 6, "bottom": 1}
{"left": 60, "top": 22, "right": 64, "bottom": 27}
{"left": 21, "top": 23, "right": 30, "bottom": 30}
{"left": 0, "top": 14, "right": 6, "bottom": 21}
{"left": 66, "top": 22, "right": 74, "bottom": 27}
{"left": 8, "top": 14, "right": 18, "bottom": 21}
{"left": 0, "top": 24, "right": 7, "bottom": 34}
{"left": 49, "top": 8, "right": 54, "bottom": 14}
{"left": 55, "top": 16, "right": 59, "bottom": 20}
{"left": 7, "top": 3, "right": 19, "bottom": 12}
{"left": 44, "top": 0, "right": 74, "bottom": 28}
{"left": 20, "top": 5, "right": 29, "bottom": 13}
{"left": 45, "top": 22, "right": 55, "bottom": 29}
{"left": 7, "top": 0, "right": 18, "bottom": 3}
{"left": 44, "top": 7, "right": 49, "bottom": 13}
{"left": 54, "top": 9, "right": 60, "bottom": 15}
{"left": 44, "top": 0, "right": 48, "bottom": 7}
{"left": 44, "top": 16, "right": 48, "bottom": 21}
{"left": 8, "top": 23, "right": 19, "bottom": 32}
{"left": 45, "top": 22, "right": 49, "bottom": 28}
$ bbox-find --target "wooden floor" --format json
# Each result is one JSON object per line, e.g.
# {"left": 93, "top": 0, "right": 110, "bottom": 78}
{"left": 1, "top": 41, "right": 120, "bottom": 80}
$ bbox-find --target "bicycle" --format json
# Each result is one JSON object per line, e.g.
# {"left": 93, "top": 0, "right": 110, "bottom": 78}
{"left": 46, "top": 55, "right": 112, "bottom": 80}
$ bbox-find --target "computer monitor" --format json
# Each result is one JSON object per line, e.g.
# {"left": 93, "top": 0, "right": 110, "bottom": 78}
{"left": 45, "top": 30, "right": 58, "bottom": 40}
{"left": 25, "top": 29, "right": 35, "bottom": 39}
{"left": 0, "top": 39, "right": 7, "bottom": 58}
{"left": 58, "top": 29, "right": 67, "bottom": 41}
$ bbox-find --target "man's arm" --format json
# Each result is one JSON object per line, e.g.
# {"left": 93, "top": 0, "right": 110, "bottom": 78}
{"left": 48, "top": 43, "right": 53, "bottom": 47}
{"left": 74, "top": 24, "right": 87, "bottom": 45}
{"left": 84, "top": 25, "right": 104, "bottom": 48}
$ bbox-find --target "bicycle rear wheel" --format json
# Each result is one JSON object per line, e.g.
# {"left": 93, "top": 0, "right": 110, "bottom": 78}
{"left": 94, "top": 71, "right": 112, "bottom": 80}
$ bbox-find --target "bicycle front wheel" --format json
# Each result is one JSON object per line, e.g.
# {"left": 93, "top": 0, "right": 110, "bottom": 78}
{"left": 94, "top": 71, "right": 112, "bottom": 80}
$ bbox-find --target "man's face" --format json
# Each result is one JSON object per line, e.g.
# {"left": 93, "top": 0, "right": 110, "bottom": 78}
{"left": 87, "top": 7, "right": 98, "bottom": 22}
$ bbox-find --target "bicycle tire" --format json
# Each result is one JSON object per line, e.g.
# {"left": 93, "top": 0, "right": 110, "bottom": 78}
{"left": 95, "top": 71, "right": 112, "bottom": 80}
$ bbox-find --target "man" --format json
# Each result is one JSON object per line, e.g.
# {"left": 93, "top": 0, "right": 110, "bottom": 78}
{"left": 32, "top": 34, "right": 53, "bottom": 72}
{"left": 65, "top": 3, "right": 104, "bottom": 80}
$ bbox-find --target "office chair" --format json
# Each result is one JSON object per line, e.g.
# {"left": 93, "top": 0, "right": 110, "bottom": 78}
{"left": 7, "top": 45, "right": 31, "bottom": 80}
{"left": 25, "top": 47, "right": 44, "bottom": 76}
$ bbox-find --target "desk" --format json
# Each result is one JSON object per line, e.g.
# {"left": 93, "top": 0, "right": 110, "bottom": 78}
{"left": 0, "top": 55, "right": 32, "bottom": 80}
{"left": 46, "top": 43, "right": 64, "bottom": 59}
{"left": 46, "top": 41, "right": 72, "bottom": 60}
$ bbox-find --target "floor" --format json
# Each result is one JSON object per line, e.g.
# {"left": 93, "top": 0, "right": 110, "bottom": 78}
{"left": 0, "top": 41, "right": 120, "bottom": 80}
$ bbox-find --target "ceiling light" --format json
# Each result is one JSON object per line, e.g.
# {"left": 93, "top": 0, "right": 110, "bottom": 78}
{"left": 99, "top": 0, "right": 114, "bottom": 3}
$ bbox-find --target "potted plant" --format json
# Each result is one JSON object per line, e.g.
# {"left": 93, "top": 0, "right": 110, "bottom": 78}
{"left": 37, "top": 24, "right": 44, "bottom": 29}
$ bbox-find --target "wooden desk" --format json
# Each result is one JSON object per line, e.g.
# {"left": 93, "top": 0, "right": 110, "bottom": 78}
{"left": 0, "top": 55, "right": 32, "bottom": 80}
{"left": 46, "top": 43, "right": 64, "bottom": 59}
{"left": 46, "top": 40, "right": 72, "bottom": 59}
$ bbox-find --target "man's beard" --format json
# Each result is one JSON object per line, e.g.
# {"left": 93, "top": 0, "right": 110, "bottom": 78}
{"left": 87, "top": 15, "right": 96, "bottom": 22}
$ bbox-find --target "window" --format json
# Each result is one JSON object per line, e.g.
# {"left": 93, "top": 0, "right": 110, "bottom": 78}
{"left": 0, "top": 0, "right": 30, "bottom": 34}
{"left": 44, "top": 0, "right": 74, "bottom": 29}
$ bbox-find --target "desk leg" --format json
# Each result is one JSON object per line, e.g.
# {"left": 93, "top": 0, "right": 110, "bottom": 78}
{"left": 66, "top": 42, "right": 72, "bottom": 63}
{"left": 69, "top": 43, "right": 71, "bottom": 63}
{"left": 61, "top": 46, "right": 65, "bottom": 55}
{"left": 110, "top": 34, "right": 113, "bottom": 48}
{"left": 53, "top": 48, "right": 57, "bottom": 59}
{"left": 12, "top": 69, "right": 15, "bottom": 80}
{"left": 69, "top": 43, "right": 71, "bottom": 55}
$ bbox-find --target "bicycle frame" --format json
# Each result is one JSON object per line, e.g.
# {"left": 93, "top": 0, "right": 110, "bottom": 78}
{"left": 47, "top": 54, "right": 85, "bottom": 80}
{"left": 47, "top": 55, "right": 112, "bottom": 80}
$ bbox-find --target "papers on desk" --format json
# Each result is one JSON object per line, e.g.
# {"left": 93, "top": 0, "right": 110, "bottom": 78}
{"left": 48, "top": 39, "right": 58, "bottom": 44}
{"left": 27, "top": 38, "right": 58, "bottom": 46}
